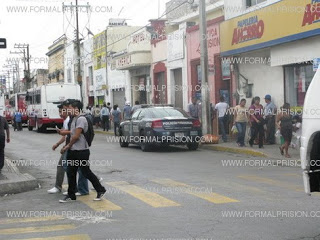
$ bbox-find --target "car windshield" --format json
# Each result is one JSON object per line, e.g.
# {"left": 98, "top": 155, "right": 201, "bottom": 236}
{"left": 149, "top": 108, "right": 188, "bottom": 118}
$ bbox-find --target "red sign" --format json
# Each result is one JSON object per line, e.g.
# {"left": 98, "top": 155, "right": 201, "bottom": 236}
{"left": 232, "top": 16, "right": 265, "bottom": 45}
{"left": 302, "top": 1, "right": 320, "bottom": 26}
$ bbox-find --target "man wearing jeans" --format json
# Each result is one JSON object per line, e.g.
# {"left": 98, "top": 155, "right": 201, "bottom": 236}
{"left": 215, "top": 96, "right": 229, "bottom": 142}
{"left": 59, "top": 100, "right": 106, "bottom": 203}
{"left": 264, "top": 94, "right": 277, "bottom": 145}
{"left": 48, "top": 101, "right": 89, "bottom": 196}
{"left": 0, "top": 116, "right": 10, "bottom": 174}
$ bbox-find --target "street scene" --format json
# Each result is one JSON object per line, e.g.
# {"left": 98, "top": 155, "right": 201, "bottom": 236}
{"left": 0, "top": 0, "right": 320, "bottom": 239}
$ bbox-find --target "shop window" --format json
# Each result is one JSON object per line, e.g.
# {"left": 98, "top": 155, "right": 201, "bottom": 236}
{"left": 246, "top": 0, "right": 267, "bottom": 8}
{"left": 285, "top": 65, "right": 315, "bottom": 107}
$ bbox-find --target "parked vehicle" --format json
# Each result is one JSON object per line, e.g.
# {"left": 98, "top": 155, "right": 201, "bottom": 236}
{"left": 301, "top": 67, "right": 320, "bottom": 194}
{"left": 119, "top": 105, "right": 202, "bottom": 152}
{"left": 26, "top": 83, "right": 81, "bottom": 132}
{"left": 9, "top": 92, "right": 28, "bottom": 125}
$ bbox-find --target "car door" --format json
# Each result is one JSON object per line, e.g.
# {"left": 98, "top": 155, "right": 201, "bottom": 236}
{"left": 130, "top": 109, "right": 141, "bottom": 139}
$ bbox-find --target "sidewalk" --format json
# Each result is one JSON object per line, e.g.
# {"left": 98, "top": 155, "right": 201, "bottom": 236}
{"left": 0, "top": 158, "right": 38, "bottom": 196}
{"left": 201, "top": 140, "right": 300, "bottom": 160}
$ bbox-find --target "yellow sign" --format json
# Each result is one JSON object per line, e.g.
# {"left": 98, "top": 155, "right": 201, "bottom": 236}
{"left": 93, "top": 31, "right": 107, "bottom": 70}
{"left": 221, "top": 0, "right": 320, "bottom": 56}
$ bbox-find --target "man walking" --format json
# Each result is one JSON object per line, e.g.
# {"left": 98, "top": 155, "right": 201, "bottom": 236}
{"left": 264, "top": 94, "right": 277, "bottom": 145}
{"left": 14, "top": 111, "right": 22, "bottom": 131}
{"left": 131, "top": 101, "right": 141, "bottom": 115}
{"left": 100, "top": 104, "right": 110, "bottom": 131}
{"left": 48, "top": 100, "right": 89, "bottom": 196}
{"left": 0, "top": 115, "right": 10, "bottom": 174}
{"left": 59, "top": 100, "right": 106, "bottom": 203}
{"left": 215, "top": 96, "right": 229, "bottom": 142}
{"left": 123, "top": 101, "right": 132, "bottom": 120}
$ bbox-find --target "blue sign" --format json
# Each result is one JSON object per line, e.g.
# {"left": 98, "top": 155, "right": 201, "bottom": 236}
{"left": 313, "top": 58, "right": 320, "bottom": 72}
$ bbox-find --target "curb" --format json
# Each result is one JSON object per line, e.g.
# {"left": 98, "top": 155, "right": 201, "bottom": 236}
{"left": 0, "top": 158, "right": 39, "bottom": 196}
{"left": 200, "top": 144, "right": 268, "bottom": 157}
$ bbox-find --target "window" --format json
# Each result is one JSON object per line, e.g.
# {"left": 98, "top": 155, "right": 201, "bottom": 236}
{"left": 89, "top": 66, "right": 93, "bottom": 86}
{"left": 97, "top": 56, "right": 102, "bottom": 69}
{"left": 246, "top": 0, "right": 267, "bottom": 8}
{"left": 149, "top": 108, "right": 188, "bottom": 119}
{"left": 285, "top": 64, "right": 315, "bottom": 107}
{"left": 131, "top": 110, "right": 141, "bottom": 120}
{"left": 67, "top": 68, "right": 72, "bottom": 83}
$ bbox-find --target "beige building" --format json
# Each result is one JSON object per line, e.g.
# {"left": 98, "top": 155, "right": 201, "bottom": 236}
{"left": 31, "top": 69, "right": 49, "bottom": 88}
{"left": 46, "top": 35, "right": 67, "bottom": 84}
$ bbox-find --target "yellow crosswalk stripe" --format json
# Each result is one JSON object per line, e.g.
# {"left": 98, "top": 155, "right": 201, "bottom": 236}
{"left": 238, "top": 175, "right": 304, "bottom": 191}
{"left": 0, "top": 224, "right": 76, "bottom": 235}
{"left": 12, "top": 234, "right": 91, "bottom": 240}
{"left": 62, "top": 185, "right": 122, "bottom": 211}
{"left": 151, "top": 179, "right": 239, "bottom": 204}
{"left": 78, "top": 191, "right": 122, "bottom": 211}
{"left": 106, "top": 181, "right": 180, "bottom": 208}
{"left": 0, "top": 216, "right": 64, "bottom": 225}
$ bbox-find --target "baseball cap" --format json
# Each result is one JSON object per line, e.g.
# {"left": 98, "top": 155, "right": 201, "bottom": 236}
{"left": 264, "top": 94, "right": 271, "bottom": 100}
{"left": 125, "top": 101, "right": 130, "bottom": 106}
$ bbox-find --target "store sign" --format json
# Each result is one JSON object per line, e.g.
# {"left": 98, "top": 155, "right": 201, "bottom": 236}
{"left": 221, "top": 0, "right": 320, "bottom": 56}
{"left": 313, "top": 58, "right": 320, "bottom": 71}
{"left": 168, "top": 30, "right": 184, "bottom": 62}
{"left": 0, "top": 38, "right": 6, "bottom": 49}
{"left": 116, "top": 55, "right": 132, "bottom": 68}
{"left": 222, "top": 61, "right": 231, "bottom": 80}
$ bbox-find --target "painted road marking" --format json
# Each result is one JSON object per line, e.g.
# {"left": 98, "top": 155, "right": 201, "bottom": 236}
{"left": 106, "top": 181, "right": 180, "bottom": 208}
{"left": 78, "top": 191, "right": 122, "bottom": 211}
{"left": 12, "top": 234, "right": 91, "bottom": 240}
{"left": 151, "top": 179, "right": 239, "bottom": 204}
{"left": 0, "top": 216, "right": 65, "bottom": 225}
{"left": 0, "top": 224, "right": 76, "bottom": 235}
{"left": 238, "top": 175, "right": 304, "bottom": 192}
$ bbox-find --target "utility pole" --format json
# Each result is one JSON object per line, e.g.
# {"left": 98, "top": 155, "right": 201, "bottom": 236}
{"left": 14, "top": 44, "right": 30, "bottom": 91}
{"left": 63, "top": 1, "right": 90, "bottom": 103}
{"left": 199, "top": 0, "right": 212, "bottom": 135}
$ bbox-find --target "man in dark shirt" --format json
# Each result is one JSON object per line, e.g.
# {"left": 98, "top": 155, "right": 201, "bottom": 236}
{"left": 0, "top": 116, "right": 10, "bottom": 174}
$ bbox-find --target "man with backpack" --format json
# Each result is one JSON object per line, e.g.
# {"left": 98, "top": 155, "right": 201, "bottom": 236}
{"left": 59, "top": 100, "right": 106, "bottom": 203}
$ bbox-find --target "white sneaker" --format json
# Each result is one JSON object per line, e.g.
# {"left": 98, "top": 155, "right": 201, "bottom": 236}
{"left": 47, "top": 187, "right": 61, "bottom": 194}
{"left": 63, "top": 191, "right": 82, "bottom": 196}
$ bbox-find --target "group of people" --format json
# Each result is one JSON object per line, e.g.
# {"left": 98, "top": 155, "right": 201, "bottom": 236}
{"left": 188, "top": 94, "right": 302, "bottom": 158}
{"left": 48, "top": 99, "right": 106, "bottom": 203}
{"left": 84, "top": 101, "right": 141, "bottom": 136}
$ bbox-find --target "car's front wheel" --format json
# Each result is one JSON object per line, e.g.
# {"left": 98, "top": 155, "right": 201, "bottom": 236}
{"left": 119, "top": 130, "right": 129, "bottom": 148}
{"left": 187, "top": 142, "right": 199, "bottom": 151}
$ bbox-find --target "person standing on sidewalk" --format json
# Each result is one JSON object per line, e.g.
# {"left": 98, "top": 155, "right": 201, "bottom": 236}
{"left": 14, "top": 111, "right": 22, "bottom": 131}
{"left": 234, "top": 99, "right": 249, "bottom": 147}
{"left": 59, "top": 100, "right": 106, "bottom": 203}
{"left": 277, "top": 103, "right": 293, "bottom": 158}
{"left": 188, "top": 97, "right": 200, "bottom": 119}
{"left": 249, "top": 96, "right": 265, "bottom": 148}
{"left": 215, "top": 96, "right": 229, "bottom": 142}
{"left": 264, "top": 94, "right": 277, "bottom": 145}
{"left": 123, "top": 101, "right": 132, "bottom": 121}
{"left": 111, "top": 105, "right": 122, "bottom": 136}
{"left": 100, "top": 104, "right": 110, "bottom": 132}
{"left": 48, "top": 101, "right": 89, "bottom": 196}
{"left": 0, "top": 115, "right": 10, "bottom": 174}
{"left": 93, "top": 105, "right": 101, "bottom": 129}
{"left": 131, "top": 101, "right": 141, "bottom": 115}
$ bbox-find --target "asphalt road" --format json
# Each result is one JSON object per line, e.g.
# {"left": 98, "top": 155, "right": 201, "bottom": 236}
{"left": 0, "top": 127, "right": 320, "bottom": 240}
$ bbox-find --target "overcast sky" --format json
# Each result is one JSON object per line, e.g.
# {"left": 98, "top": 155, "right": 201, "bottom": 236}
{"left": 0, "top": 0, "right": 169, "bottom": 81}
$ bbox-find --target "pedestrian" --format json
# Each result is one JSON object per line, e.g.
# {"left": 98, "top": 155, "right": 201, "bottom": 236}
{"left": 48, "top": 100, "right": 89, "bottom": 196}
{"left": 188, "top": 97, "right": 200, "bottom": 119}
{"left": 277, "top": 103, "right": 293, "bottom": 158}
{"left": 131, "top": 101, "right": 141, "bottom": 115}
{"left": 248, "top": 96, "right": 265, "bottom": 148}
{"left": 111, "top": 105, "right": 122, "bottom": 136}
{"left": 59, "top": 100, "right": 106, "bottom": 203}
{"left": 123, "top": 101, "right": 132, "bottom": 121}
{"left": 93, "top": 105, "right": 101, "bottom": 129}
{"left": 0, "top": 114, "right": 10, "bottom": 174}
{"left": 215, "top": 96, "right": 229, "bottom": 142}
{"left": 292, "top": 115, "right": 302, "bottom": 149}
{"left": 234, "top": 99, "right": 249, "bottom": 147}
{"left": 100, "top": 103, "right": 110, "bottom": 131}
{"left": 14, "top": 111, "right": 22, "bottom": 131}
{"left": 264, "top": 94, "right": 277, "bottom": 145}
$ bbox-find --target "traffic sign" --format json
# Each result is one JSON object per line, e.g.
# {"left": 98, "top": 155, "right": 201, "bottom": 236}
{"left": 0, "top": 38, "right": 6, "bottom": 49}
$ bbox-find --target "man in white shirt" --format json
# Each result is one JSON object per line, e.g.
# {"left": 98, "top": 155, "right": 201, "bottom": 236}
{"left": 215, "top": 96, "right": 229, "bottom": 142}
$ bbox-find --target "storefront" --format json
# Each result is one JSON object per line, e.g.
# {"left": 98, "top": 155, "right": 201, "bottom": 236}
{"left": 220, "top": 0, "right": 320, "bottom": 108}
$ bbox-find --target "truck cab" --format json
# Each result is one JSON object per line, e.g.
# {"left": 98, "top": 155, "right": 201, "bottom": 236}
{"left": 301, "top": 67, "right": 320, "bottom": 194}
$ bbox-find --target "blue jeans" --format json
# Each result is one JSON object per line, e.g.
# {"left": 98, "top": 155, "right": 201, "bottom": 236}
{"left": 62, "top": 151, "right": 89, "bottom": 195}
{"left": 218, "top": 117, "right": 227, "bottom": 142}
{"left": 236, "top": 122, "right": 247, "bottom": 146}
